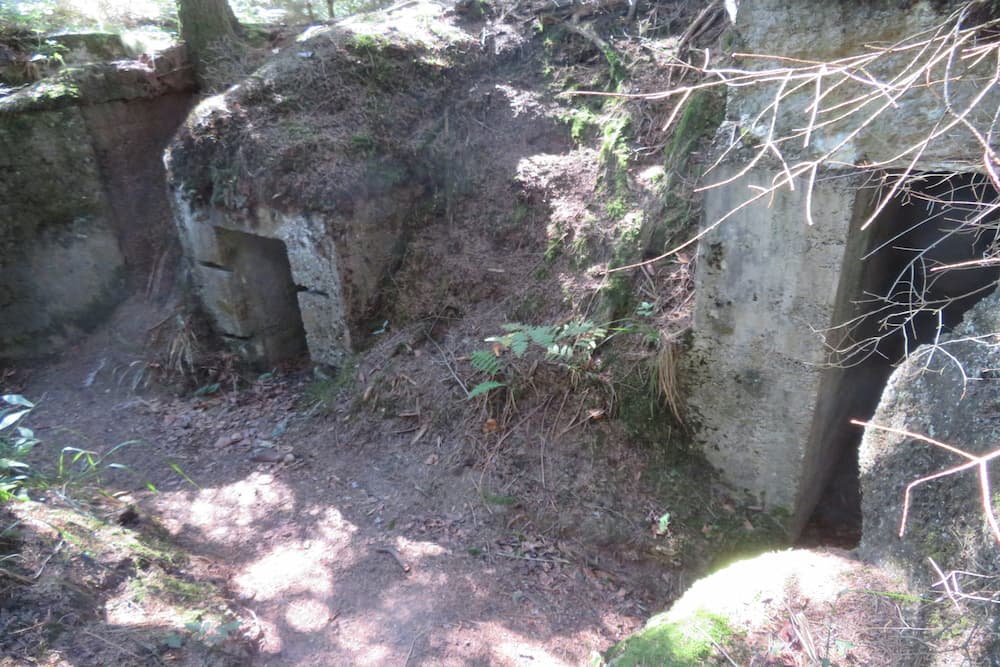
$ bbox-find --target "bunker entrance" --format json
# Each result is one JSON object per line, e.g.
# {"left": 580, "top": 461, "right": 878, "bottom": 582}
{"left": 212, "top": 228, "right": 308, "bottom": 366}
{"left": 799, "top": 172, "right": 1000, "bottom": 547}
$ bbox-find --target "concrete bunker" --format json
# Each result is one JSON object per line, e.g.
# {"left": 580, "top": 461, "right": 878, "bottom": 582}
{"left": 685, "top": 0, "right": 1000, "bottom": 542}
{"left": 172, "top": 197, "right": 356, "bottom": 369}
{"left": 804, "top": 172, "right": 1000, "bottom": 541}
{"left": 687, "top": 168, "right": 1000, "bottom": 540}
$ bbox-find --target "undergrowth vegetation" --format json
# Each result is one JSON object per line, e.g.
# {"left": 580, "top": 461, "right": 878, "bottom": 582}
{"left": 0, "top": 392, "right": 249, "bottom": 663}
{"left": 0, "top": 394, "right": 37, "bottom": 501}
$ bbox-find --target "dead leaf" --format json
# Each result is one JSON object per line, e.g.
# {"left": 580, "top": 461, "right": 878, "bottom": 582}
{"left": 424, "top": 453, "right": 439, "bottom": 465}
{"left": 587, "top": 408, "right": 605, "bottom": 421}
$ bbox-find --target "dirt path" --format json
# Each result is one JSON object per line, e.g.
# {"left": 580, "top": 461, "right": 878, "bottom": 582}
{"left": 11, "top": 297, "right": 676, "bottom": 665}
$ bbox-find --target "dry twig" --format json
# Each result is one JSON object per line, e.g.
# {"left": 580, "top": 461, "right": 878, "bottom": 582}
{"left": 852, "top": 419, "right": 1000, "bottom": 545}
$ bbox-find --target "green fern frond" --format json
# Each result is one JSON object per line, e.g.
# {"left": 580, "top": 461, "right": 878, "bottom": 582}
{"left": 467, "top": 380, "right": 506, "bottom": 399}
{"left": 509, "top": 331, "right": 530, "bottom": 356}
{"left": 527, "top": 325, "right": 557, "bottom": 348}
{"left": 471, "top": 349, "right": 503, "bottom": 376}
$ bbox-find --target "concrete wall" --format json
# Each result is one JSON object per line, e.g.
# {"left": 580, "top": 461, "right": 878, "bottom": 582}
{"left": 171, "top": 195, "right": 349, "bottom": 367}
{"left": 686, "top": 166, "right": 876, "bottom": 527}
{"left": 686, "top": 0, "right": 1000, "bottom": 533}
{"left": 730, "top": 0, "right": 1000, "bottom": 170}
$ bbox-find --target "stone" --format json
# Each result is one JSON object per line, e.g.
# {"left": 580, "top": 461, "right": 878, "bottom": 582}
{"left": 0, "top": 60, "right": 194, "bottom": 359}
{"left": 858, "top": 288, "right": 1000, "bottom": 665}
{"left": 49, "top": 33, "right": 129, "bottom": 64}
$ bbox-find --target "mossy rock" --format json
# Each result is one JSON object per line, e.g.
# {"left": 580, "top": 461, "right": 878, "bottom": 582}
{"left": 604, "top": 549, "right": 915, "bottom": 666}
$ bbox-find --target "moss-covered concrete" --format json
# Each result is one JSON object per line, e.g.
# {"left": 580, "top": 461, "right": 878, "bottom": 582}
{"left": 165, "top": 8, "right": 478, "bottom": 366}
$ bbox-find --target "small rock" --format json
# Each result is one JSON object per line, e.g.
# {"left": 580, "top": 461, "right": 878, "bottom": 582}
{"left": 214, "top": 432, "right": 244, "bottom": 449}
{"left": 250, "top": 449, "right": 284, "bottom": 463}
{"left": 282, "top": 453, "right": 295, "bottom": 464}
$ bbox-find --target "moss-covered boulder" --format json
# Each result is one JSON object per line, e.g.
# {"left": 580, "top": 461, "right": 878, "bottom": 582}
{"left": 860, "top": 288, "right": 1000, "bottom": 665}
{"left": 604, "top": 549, "right": 911, "bottom": 666}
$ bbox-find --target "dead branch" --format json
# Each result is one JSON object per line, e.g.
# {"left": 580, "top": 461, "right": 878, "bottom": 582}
{"left": 851, "top": 419, "right": 1000, "bottom": 546}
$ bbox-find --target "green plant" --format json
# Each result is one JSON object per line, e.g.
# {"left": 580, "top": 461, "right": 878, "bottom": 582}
{"left": 349, "top": 133, "right": 377, "bottom": 154}
{"left": 303, "top": 359, "right": 358, "bottom": 414}
{"left": 468, "top": 320, "right": 608, "bottom": 398}
{"left": 599, "top": 114, "right": 631, "bottom": 194}
{"left": 51, "top": 440, "right": 154, "bottom": 497}
{"left": 560, "top": 107, "right": 600, "bottom": 144}
{"left": 606, "top": 197, "right": 627, "bottom": 219}
{"left": 0, "top": 395, "right": 38, "bottom": 502}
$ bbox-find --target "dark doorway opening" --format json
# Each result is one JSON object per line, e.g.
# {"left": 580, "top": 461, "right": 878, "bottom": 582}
{"left": 213, "top": 228, "right": 308, "bottom": 366}
{"left": 798, "top": 172, "right": 1000, "bottom": 548}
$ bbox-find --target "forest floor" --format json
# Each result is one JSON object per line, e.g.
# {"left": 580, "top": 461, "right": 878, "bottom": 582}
{"left": 2, "top": 291, "right": 716, "bottom": 666}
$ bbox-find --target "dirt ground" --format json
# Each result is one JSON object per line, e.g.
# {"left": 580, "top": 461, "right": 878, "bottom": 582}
{"left": 4, "top": 293, "right": 691, "bottom": 666}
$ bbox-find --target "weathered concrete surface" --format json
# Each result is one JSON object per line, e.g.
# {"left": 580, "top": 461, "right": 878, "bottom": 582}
{"left": 859, "top": 289, "right": 1000, "bottom": 665}
{"left": 0, "top": 61, "right": 194, "bottom": 359}
{"left": 687, "top": 0, "right": 1000, "bottom": 532}
{"left": 686, "top": 166, "right": 878, "bottom": 528}
{"left": 730, "top": 0, "right": 1000, "bottom": 169}
{"left": 171, "top": 193, "right": 348, "bottom": 365}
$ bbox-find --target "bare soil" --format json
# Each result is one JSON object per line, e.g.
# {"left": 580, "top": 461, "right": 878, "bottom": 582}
{"left": 3, "top": 293, "right": 687, "bottom": 666}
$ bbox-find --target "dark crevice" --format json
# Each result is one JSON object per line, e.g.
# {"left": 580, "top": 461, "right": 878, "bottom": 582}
{"left": 799, "top": 172, "right": 1000, "bottom": 548}
{"left": 198, "top": 260, "right": 232, "bottom": 272}
{"left": 296, "top": 285, "right": 329, "bottom": 297}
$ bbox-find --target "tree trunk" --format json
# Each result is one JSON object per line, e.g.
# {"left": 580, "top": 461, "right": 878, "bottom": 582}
{"left": 177, "top": 0, "right": 242, "bottom": 87}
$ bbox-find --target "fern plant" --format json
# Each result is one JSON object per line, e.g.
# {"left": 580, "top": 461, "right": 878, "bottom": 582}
{"left": 467, "top": 320, "right": 608, "bottom": 399}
